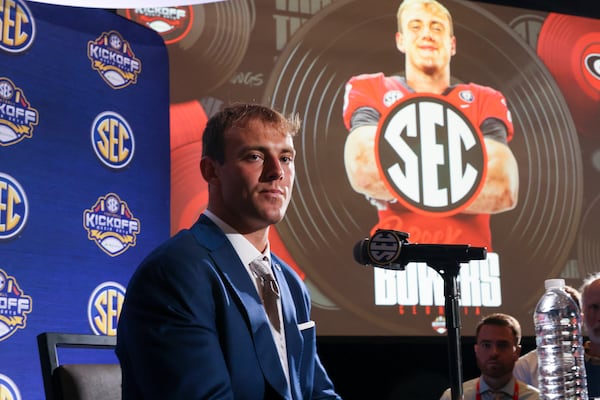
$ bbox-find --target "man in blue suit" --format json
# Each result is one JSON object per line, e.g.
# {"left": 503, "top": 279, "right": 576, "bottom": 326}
{"left": 116, "top": 103, "right": 341, "bottom": 399}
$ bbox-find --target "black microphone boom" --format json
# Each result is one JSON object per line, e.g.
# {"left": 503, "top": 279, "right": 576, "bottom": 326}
{"left": 352, "top": 229, "right": 486, "bottom": 400}
{"left": 353, "top": 229, "right": 486, "bottom": 270}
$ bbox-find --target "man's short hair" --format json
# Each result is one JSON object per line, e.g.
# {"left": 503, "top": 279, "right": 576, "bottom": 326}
{"left": 475, "top": 313, "right": 522, "bottom": 345}
{"left": 396, "top": 0, "right": 454, "bottom": 35}
{"left": 202, "top": 103, "right": 301, "bottom": 164}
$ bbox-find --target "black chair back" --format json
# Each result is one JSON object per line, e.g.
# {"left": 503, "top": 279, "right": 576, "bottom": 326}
{"left": 37, "top": 332, "right": 121, "bottom": 400}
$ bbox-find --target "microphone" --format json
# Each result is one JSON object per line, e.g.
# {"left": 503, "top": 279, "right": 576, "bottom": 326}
{"left": 353, "top": 229, "right": 486, "bottom": 270}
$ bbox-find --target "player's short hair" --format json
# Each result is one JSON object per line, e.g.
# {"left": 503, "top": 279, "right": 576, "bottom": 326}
{"left": 397, "top": 0, "right": 454, "bottom": 36}
{"left": 202, "top": 103, "right": 300, "bottom": 164}
{"left": 475, "top": 313, "right": 522, "bottom": 345}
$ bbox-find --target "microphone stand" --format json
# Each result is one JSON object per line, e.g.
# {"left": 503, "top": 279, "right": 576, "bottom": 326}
{"left": 358, "top": 230, "right": 485, "bottom": 400}
{"left": 426, "top": 259, "right": 463, "bottom": 400}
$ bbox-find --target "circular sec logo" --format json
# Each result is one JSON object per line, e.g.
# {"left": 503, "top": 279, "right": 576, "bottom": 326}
{"left": 0, "top": 173, "right": 28, "bottom": 240}
{"left": 375, "top": 93, "right": 487, "bottom": 217}
{"left": 0, "top": 0, "right": 35, "bottom": 53}
{"left": 91, "top": 111, "right": 135, "bottom": 169}
{"left": 88, "top": 281, "right": 126, "bottom": 336}
{"left": 0, "top": 373, "right": 22, "bottom": 400}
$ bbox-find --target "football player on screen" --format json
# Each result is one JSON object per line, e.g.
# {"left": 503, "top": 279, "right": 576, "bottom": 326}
{"left": 342, "top": 0, "right": 519, "bottom": 250}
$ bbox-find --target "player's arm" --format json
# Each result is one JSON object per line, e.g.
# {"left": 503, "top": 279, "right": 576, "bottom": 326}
{"left": 342, "top": 75, "right": 397, "bottom": 201}
{"left": 464, "top": 118, "right": 519, "bottom": 214}
{"left": 344, "top": 122, "right": 395, "bottom": 201}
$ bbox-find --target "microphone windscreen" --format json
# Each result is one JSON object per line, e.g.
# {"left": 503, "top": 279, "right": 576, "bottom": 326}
{"left": 353, "top": 238, "right": 370, "bottom": 265}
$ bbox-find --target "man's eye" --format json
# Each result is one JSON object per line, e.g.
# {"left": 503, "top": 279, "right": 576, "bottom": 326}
{"left": 426, "top": 21, "right": 443, "bottom": 32}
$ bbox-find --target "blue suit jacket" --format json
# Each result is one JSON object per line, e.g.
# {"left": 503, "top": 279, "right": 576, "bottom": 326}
{"left": 116, "top": 215, "right": 341, "bottom": 399}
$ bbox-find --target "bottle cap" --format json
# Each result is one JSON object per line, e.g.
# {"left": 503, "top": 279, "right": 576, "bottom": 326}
{"left": 545, "top": 278, "right": 565, "bottom": 290}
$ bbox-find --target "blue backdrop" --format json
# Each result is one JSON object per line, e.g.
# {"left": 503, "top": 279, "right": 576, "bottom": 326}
{"left": 0, "top": 1, "right": 170, "bottom": 398}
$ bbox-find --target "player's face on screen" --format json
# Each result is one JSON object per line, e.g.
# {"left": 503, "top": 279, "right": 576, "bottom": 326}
{"left": 396, "top": 2, "right": 456, "bottom": 75}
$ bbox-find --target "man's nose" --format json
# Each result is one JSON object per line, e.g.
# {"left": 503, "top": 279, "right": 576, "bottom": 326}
{"left": 420, "top": 26, "right": 434, "bottom": 39}
{"left": 263, "top": 156, "right": 284, "bottom": 180}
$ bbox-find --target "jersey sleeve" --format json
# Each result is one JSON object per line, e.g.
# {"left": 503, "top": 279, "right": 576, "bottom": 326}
{"left": 475, "top": 84, "right": 515, "bottom": 143}
{"left": 342, "top": 72, "right": 386, "bottom": 130}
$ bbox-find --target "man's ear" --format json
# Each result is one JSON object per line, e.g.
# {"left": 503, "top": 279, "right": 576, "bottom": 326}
{"left": 200, "top": 157, "right": 219, "bottom": 184}
{"left": 514, "top": 344, "right": 522, "bottom": 359}
{"left": 451, "top": 35, "right": 457, "bottom": 56}
{"left": 395, "top": 31, "right": 406, "bottom": 53}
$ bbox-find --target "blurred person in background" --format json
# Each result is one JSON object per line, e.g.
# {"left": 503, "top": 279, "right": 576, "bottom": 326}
{"left": 580, "top": 272, "right": 600, "bottom": 398}
{"left": 440, "top": 313, "right": 539, "bottom": 400}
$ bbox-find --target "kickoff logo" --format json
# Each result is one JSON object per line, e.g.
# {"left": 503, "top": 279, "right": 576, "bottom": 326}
{"left": 0, "top": 268, "right": 32, "bottom": 342}
{"left": 87, "top": 30, "right": 142, "bottom": 89}
{"left": 0, "top": 173, "right": 28, "bottom": 240}
{"left": 91, "top": 111, "right": 135, "bottom": 169}
{"left": 83, "top": 193, "right": 140, "bottom": 257}
{"left": 0, "top": 373, "right": 21, "bottom": 400}
{"left": 0, "top": 77, "right": 39, "bottom": 146}
{"left": 88, "top": 281, "right": 125, "bottom": 336}
{"left": 0, "top": 0, "right": 35, "bottom": 53}
{"left": 125, "top": 7, "right": 194, "bottom": 45}
{"left": 376, "top": 93, "right": 487, "bottom": 217}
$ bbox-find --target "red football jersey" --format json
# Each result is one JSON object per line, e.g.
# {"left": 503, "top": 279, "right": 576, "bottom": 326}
{"left": 342, "top": 73, "right": 514, "bottom": 249}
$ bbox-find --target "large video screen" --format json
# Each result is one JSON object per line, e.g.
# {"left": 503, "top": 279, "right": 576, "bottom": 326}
{"left": 120, "top": 0, "right": 600, "bottom": 336}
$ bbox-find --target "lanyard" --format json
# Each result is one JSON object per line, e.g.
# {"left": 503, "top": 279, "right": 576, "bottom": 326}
{"left": 475, "top": 379, "right": 519, "bottom": 400}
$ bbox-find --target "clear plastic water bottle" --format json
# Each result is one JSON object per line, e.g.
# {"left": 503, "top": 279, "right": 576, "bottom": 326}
{"left": 534, "top": 278, "right": 588, "bottom": 400}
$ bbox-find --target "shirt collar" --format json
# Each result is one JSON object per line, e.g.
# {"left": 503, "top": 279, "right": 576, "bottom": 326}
{"left": 479, "top": 376, "right": 516, "bottom": 396}
{"left": 203, "top": 210, "right": 270, "bottom": 266}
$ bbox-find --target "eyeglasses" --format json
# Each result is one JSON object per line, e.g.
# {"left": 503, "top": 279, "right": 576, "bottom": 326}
{"left": 476, "top": 340, "right": 516, "bottom": 352}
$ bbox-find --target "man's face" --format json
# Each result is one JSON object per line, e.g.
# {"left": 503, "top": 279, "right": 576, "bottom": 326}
{"left": 396, "top": 2, "right": 456, "bottom": 75}
{"left": 475, "top": 325, "right": 520, "bottom": 379}
{"left": 583, "top": 280, "right": 600, "bottom": 344}
{"left": 207, "top": 119, "right": 296, "bottom": 233}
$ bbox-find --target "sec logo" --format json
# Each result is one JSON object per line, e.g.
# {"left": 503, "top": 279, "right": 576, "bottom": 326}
{"left": 375, "top": 94, "right": 487, "bottom": 217}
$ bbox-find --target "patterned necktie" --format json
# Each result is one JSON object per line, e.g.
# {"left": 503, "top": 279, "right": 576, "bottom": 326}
{"left": 249, "top": 256, "right": 281, "bottom": 332}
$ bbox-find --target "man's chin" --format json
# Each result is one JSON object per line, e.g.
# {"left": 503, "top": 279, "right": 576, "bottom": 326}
{"left": 261, "top": 209, "right": 286, "bottom": 225}
{"left": 420, "top": 64, "right": 441, "bottom": 76}
{"left": 482, "top": 364, "right": 507, "bottom": 377}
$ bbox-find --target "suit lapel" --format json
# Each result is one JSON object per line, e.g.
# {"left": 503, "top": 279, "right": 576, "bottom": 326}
{"left": 191, "top": 217, "right": 290, "bottom": 398}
